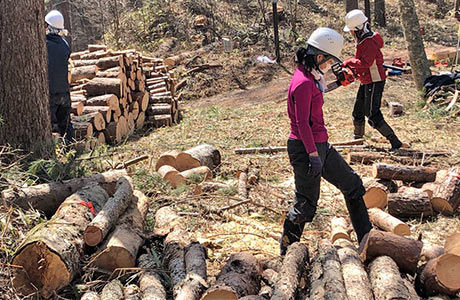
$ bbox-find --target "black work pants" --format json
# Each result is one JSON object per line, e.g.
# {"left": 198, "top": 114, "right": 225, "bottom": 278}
{"left": 281, "top": 139, "right": 372, "bottom": 253}
{"left": 352, "top": 80, "right": 386, "bottom": 128}
{"left": 50, "top": 92, "right": 74, "bottom": 143}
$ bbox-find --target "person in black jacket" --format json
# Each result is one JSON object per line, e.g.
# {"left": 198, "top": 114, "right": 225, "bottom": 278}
{"left": 45, "top": 10, "right": 74, "bottom": 144}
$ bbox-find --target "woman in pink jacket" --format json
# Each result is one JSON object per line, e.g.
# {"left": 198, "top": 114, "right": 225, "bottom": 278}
{"left": 281, "top": 27, "right": 372, "bottom": 255}
{"left": 343, "top": 9, "right": 403, "bottom": 149}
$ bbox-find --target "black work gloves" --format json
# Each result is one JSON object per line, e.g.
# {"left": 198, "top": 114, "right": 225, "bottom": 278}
{"left": 309, "top": 155, "right": 322, "bottom": 177}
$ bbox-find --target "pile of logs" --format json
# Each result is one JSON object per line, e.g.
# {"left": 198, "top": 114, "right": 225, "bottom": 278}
{"left": 155, "top": 144, "right": 221, "bottom": 188}
{"left": 68, "top": 44, "right": 179, "bottom": 146}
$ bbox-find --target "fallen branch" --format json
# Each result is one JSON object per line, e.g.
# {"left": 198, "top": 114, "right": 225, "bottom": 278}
{"left": 115, "top": 155, "right": 150, "bottom": 169}
{"left": 186, "top": 64, "right": 223, "bottom": 75}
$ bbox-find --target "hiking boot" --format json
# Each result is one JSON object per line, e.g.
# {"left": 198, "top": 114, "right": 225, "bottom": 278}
{"left": 353, "top": 121, "right": 365, "bottom": 140}
{"left": 375, "top": 121, "right": 402, "bottom": 150}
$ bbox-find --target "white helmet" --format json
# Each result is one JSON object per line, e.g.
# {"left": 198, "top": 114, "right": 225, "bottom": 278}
{"left": 307, "top": 27, "right": 344, "bottom": 62}
{"left": 344, "top": 9, "right": 368, "bottom": 32}
{"left": 45, "top": 10, "right": 65, "bottom": 30}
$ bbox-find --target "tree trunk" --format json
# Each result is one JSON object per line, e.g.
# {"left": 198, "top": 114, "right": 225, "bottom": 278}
{"left": 387, "top": 186, "right": 433, "bottom": 220}
{"left": 317, "top": 239, "right": 348, "bottom": 300}
{"left": 368, "top": 256, "right": 410, "bottom": 300}
{"left": 2, "top": 169, "right": 127, "bottom": 217}
{"left": 89, "top": 190, "right": 149, "bottom": 272}
{"left": 362, "top": 178, "right": 395, "bottom": 209}
{"left": 84, "top": 77, "right": 123, "bottom": 97}
{"left": 271, "top": 242, "right": 309, "bottom": 300}
{"left": 431, "top": 168, "right": 460, "bottom": 215}
{"left": 12, "top": 184, "right": 109, "bottom": 298}
{"left": 183, "top": 144, "right": 222, "bottom": 170}
{"left": 373, "top": 163, "right": 437, "bottom": 182}
{"left": 180, "top": 166, "right": 212, "bottom": 181}
{"left": 330, "top": 217, "right": 351, "bottom": 243}
{"left": 346, "top": 0, "right": 359, "bottom": 12}
{"left": 359, "top": 229, "right": 423, "bottom": 274}
{"left": 201, "top": 252, "right": 262, "bottom": 300}
{"left": 84, "top": 176, "right": 134, "bottom": 246}
{"left": 158, "top": 165, "right": 186, "bottom": 188}
{"left": 81, "top": 291, "right": 100, "bottom": 300}
{"left": 86, "top": 94, "right": 119, "bottom": 110}
{"left": 368, "top": 207, "right": 411, "bottom": 236}
{"left": 421, "top": 243, "right": 445, "bottom": 262}
{"left": 174, "top": 242, "right": 209, "bottom": 300}
{"left": 398, "top": 0, "right": 432, "bottom": 91}
{"left": 0, "top": 0, "right": 54, "bottom": 158}
{"left": 364, "top": 0, "right": 371, "bottom": 23}
{"left": 334, "top": 239, "right": 374, "bottom": 300}
{"left": 137, "top": 254, "right": 167, "bottom": 300}
{"left": 100, "top": 280, "right": 124, "bottom": 300}
{"left": 415, "top": 254, "right": 460, "bottom": 296}
{"left": 374, "top": 0, "right": 386, "bottom": 27}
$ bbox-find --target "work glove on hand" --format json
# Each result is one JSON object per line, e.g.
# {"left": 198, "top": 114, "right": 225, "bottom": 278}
{"left": 308, "top": 155, "right": 323, "bottom": 177}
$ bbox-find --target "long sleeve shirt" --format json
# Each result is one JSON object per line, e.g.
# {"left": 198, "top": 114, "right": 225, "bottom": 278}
{"left": 287, "top": 66, "right": 328, "bottom": 153}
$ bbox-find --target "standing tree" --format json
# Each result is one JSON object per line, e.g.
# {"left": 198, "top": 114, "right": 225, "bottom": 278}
{"left": 0, "top": 0, "right": 55, "bottom": 158}
{"left": 374, "top": 0, "right": 386, "bottom": 27}
{"left": 346, "top": 0, "right": 359, "bottom": 12}
{"left": 455, "top": 0, "right": 460, "bottom": 21}
{"left": 398, "top": 0, "right": 432, "bottom": 91}
{"left": 364, "top": 0, "right": 371, "bottom": 23}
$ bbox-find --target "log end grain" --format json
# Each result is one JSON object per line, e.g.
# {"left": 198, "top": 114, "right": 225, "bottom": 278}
{"left": 176, "top": 152, "right": 201, "bottom": 172}
{"left": 431, "top": 197, "right": 454, "bottom": 215}
{"left": 158, "top": 165, "right": 186, "bottom": 188}
{"left": 363, "top": 187, "right": 388, "bottom": 209}
{"left": 436, "top": 254, "right": 460, "bottom": 291}
{"left": 445, "top": 232, "right": 460, "bottom": 256}
{"left": 200, "top": 286, "right": 238, "bottom": 300}
{"left": 84, "top": 226, "right": 103, "bottom": 247}
{"left": 90, "top": 246, "right": 136, "bottom": 272}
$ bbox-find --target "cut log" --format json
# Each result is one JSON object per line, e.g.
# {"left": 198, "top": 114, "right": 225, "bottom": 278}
{"left": 237, "top": 166, "right": 249, "bottom": 199}
{"left": 148, "top": 114, "right": 172, "bottom": 127}
{"left": 12, "top": 184, "right": 109, "bottom": 298}
{"left": 89, "top": 190, "right": 149, "bottom": 272}
{"left": 2, "top": 169, "right": 127, "bottom": 217}
{"left": 347, "top": 151, "right": 386, "bottom": 165}
{"left": 316, "top": 239, "right": 348, "bottom": 300}
{"left": 81, "top": 291, "right": 100, "bottom": 300}
{"left": 147, "top": 104, "right": 172, "bottom": 115}
{"left": 134, "top": 91, "right": 149, "bottom": 111}
{"left": 136, "top": 112, "right": 146, "bottom": 130}
{"left": 81, "top": 50, "right": 109, "bottom": 60}
{"left": 362, "top": 178, "right": 396, "bottom": 209}
{"left": 403, "top": 278, "right": 421, "bottom": 300}
{"left": 431, "top": 168, "right": 460, "bottom": 215}
{"left": 422, "top": 182, "right": 439, "bottom": 199}
{"left": 153, "top": 206, "right": 181, "bottom": 237}
{"left": 104, "top": 121, "right": 123, "bottom": 144}
{"left": 138, "top": 254, "right": 167, "bottom": 300}
{"left": 368, "top": 208, "right": 411, "bottom": 236}
{"left": 71, "top": 101, "right": 84, "bottom": 116}
{"left": 183, "top": 144, "right": 221, "bottom": 170}
{"left": 100, "top": 280, "right": 124, "bottom": 300}
{"left": 70, "top": 50, "right": 89, "bottom": 59}
{"left": 73, "top": 112, "right": 106, "bottom": 131}
{"left": 444, "top": 232, "right": 460, "bottom": 256}
{"left": 163, "top": 42, "right": 217, "bottom": 67}
{"left": 71, "top": 65, "right": 96, "bottom": 83}
{"left": 309, "top": 253, "right": 325, "bottom": 300}
{"left": 130, "top": 101, "right": 140, "bottom": 119}
{"left": 330, "top": 216, "right": 351, "bottom": 242}
{"left": 334, "top": 239, "right": 373, "bottom": 300}
{"left": 240, "top": 297, "right": 266, "bottom": 300}
{"left": 180, "top": 166, "right": 212, "bottom": 181}
{"left": 415, "top": 254, "right": 460, "bottom": 296}
{"left": 368, "top": 256, "right": 410, "bottom": 300}
{"left": 86, "top": 94, "right": 119, "bottom": 111}
{"left": 164, "top": 226, "right": 189, "bottom": 288}
{"left": 421, "top": 243, "right": 445, "bottom": 262}
{"left": 84, "top": 77, "right": 123, "bottom": 97}
{"left": 358, "top": 229, "right": 423, "bottom": 274}
{"left": 195, "top": 182, "right": 231, "bottom": 194}
{"left": 174, "top": 242, "right": 208, "bottom": 300}
{"left": 96, "top": 55, "right": 123, "bottom": 70}
{"left": 73, "top": 121, "right": 93, "bottom": 140}
{"left": 158, "top": 165, "right": 186, "bottom": 188}
{"left": 124, "top": 284, "right": 140, "bottom": 300}
{"left": 387, "top": 187, "right": 433, "bottom": 220}
{"left": 84, "top": 176, "right": 134, "bottom": 246}
{"left": 82, "top": 106, "right": 112, "bottom": 123}
{"left": 172, "top": 152, "right": 201, "bottom": 172}
{"left": 388, "top": 102, "right": 404, "bottom": 117}
{"left": 150, "top": 94, "right": 173, "bottom": 104}
{"left": 271, "top": 242, "right": 309, "bottom": 300}
{"left": 73, "top": 59, "right": 98, "bottom": 67}
{"left": 201, "top": 252, "right": 262, "bottom": 300}
{"left": 372, "top": 163, "right": 437, "bottom": 182}
{"left": 88, "top": 44, "right": 107, "bottom": 52}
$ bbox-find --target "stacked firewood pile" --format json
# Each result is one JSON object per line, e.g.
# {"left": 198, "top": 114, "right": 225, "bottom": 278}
{"left": 68, "top": 44, "right": 179, "bottom": 147}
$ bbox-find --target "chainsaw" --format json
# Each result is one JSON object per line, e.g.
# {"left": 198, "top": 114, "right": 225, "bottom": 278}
{"left": 325, "top": 63, "right": 409, "bottom": 93}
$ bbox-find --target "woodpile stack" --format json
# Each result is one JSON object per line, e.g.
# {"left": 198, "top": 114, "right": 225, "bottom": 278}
{"left": 68, "top": 44, "right": 179, "bottom": 147}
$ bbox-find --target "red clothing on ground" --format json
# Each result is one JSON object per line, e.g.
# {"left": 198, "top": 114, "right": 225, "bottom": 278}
{"left": 343, "top": 32, "right": 387, "bottom": 85}
{"left": 287, "top": 66, "right": 328, "bottom": 154}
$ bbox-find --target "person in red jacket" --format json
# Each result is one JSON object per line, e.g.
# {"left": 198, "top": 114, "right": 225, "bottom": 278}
{"left": 343, "top": 10, "right": 403, "bottom": 149}
{"left": 281, "top": 27, "right": 371, "bottom": 256}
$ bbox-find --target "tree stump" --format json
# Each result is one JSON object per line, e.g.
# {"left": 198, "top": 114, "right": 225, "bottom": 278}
{"left": 271, "top": 242, "right": 309, "bottom": 300}
{"left": 368, "top": 256, "right": 410, "bottom": 300}
{"left": 372, "top": 163, "right": 437, "bottom": 182}
{"left": 387, "top": 187, "right": 433, "bottom": 220}
{"left": 201, "top": 252, "right": 262, "bottom": 300}
{"left": 431, "top": 168, "right": 460, "bottom": 215}
{"left": 358, "top": 229, "right": 422, "bottom": 274}
{"left": 12, "top": 184, "right": 109, "bottom": 298}
{"left": 415, "top": 254, "right": 460, "bottom": 296}
{"left": 368, "top": 208, "right": 411, "bottom": 236}
{"left": 334, "top": 239, "right": 373, "bottom": 300}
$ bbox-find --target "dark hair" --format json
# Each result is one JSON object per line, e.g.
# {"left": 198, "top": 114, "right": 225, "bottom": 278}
{"left": 295, "top": 47, "right": 317, "bottom": 72}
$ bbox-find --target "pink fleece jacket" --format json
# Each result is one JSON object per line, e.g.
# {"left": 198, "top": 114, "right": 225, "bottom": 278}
{"left": 287, "top": 66, "right": 328, "bottom": 153}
